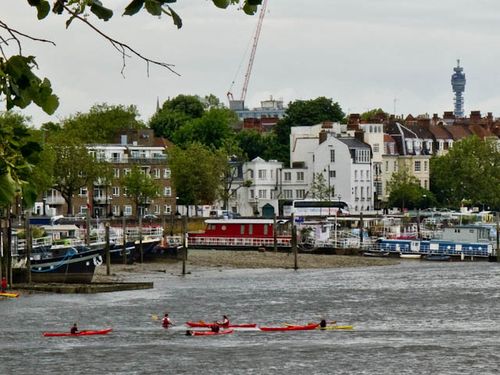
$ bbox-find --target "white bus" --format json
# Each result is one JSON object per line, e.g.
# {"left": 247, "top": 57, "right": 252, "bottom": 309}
{"left": 290, "top": 200, "right": 351, "bottom": 217}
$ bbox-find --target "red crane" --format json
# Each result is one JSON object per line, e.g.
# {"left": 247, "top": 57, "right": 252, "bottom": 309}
{"left": 227, "top": 0, "right": 268, "bottom": 104}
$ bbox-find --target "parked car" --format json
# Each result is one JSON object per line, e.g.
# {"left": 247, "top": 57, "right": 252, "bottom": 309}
{"left": 143, "top": 214, "right": 158, "bottom": 220}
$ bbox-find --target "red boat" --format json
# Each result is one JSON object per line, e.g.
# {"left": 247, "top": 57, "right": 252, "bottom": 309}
{"left": 188, "top": 218, "right": 291, "bottom": 250}
{"left": 43, "top": 328, "right": 113, "bottom": 337}
{"left": 191, "top": 329, "right": 233, "bottom": 336}
{"left": 186, "top": 321, "right": 257, "bottom": 328}
{"left": 260, "top": 324, "right": 319, "bottom": 332}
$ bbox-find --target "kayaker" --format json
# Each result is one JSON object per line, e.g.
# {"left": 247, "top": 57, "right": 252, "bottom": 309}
{"left": 320, "top": 319, "right": 327, "bottom": 328}
{"left": 211, "top": 324, "right": 220, "bottom": 333}
{"left": 185, "top": 330, "right": 194, "bottom": 336}
{"left": 162, "top": 313, "right": 172, "bottom": 327}
{"left": 70, "top": 323, "right": 78, "bottom": 334}
{"left": 217, "top": 315, "right": 230, "bottom": 327}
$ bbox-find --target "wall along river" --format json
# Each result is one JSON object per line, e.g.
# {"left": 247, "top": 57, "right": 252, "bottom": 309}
{"left": 1, "top": 261, "right": 500, "bottom": 374}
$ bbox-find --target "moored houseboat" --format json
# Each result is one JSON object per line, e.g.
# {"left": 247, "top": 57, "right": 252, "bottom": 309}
{"left": 188, "top": 218, "right": 292, "bottom": 250}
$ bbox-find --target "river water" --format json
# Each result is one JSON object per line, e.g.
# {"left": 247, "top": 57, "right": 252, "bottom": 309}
{"left": 1, "top": 261, "right": 500, "bottom": 374}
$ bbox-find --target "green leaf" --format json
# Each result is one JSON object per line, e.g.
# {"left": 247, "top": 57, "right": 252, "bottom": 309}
{"left": 90, "top": 2, "right": 114, "bottom": 21}
{"left": 124, "top": 0, "right": 145, "bottom": 16}
{"left": 242, "top": 3, "right": 258, "bottom": 15}
{"left": 52, "top": 1, "right": 64, "bottom": 14}
{"left": 166, "top": 6, "right": 182, "bottom": 29}
{"left": 36, "top": 1, "right": 50, "bottom": 19}
{"left": 145, "top": 0, "right": 162, "bottom": 16}
{"left": 212, "top": 0, "right": 230, "bottom": 9}
{"left": 247, "top": 0, "right": 263, "bottom": 5}
{"left": 0, "top": 172, "right": 17, "bottom": 205}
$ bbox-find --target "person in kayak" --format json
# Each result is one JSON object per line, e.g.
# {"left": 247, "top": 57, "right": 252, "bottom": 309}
{"left": 162, "top": 313, "right": 172, "bottom": 328}
{"left": 217, "top": 315, "right": 230, "bottom": 327}
{"left": 185, "top": 330, "right": 194, "bottom": 336}
{"left": 70, "top": 323, "right": 78, "bottom": 334}
{"left": 320, "top": 319, "right": 327, "bottom": 328}
{"left": 211, "top": 323, "right": 220, "bottom": 333}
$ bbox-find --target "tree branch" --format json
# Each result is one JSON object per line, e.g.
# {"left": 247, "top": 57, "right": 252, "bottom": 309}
{"left": 0, "top": 19, "right": 56, "bottom": 57}
{"left": 62, "top": 5, "right": 180, "bottom": 77}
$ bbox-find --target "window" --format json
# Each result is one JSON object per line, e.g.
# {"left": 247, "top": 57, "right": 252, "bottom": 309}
{"left": 152, "top": 168, "right": 160, "bottom": 179}
{"left": 385, "top": 161, "right": 389, "bottom": 171}
{"left": 424, "top": 161, "right": 428, "bottom": 172}
{"left": 284, "top": 189, "right": 293, "bottom": 199}
{"left": 354, "top": 170, "right": 358, "bottom": 181}
{"left": 258, "top": 169, "right": 267, "bottom": 179}
{"left": 393, "top": 161, "right": 397, "bottom": 171}
{"left": 250, "top": 190, "right": 255, "bottom": 199}
{"left": 164, "top": 187, "right": 172, "bottom": 197}
{"left": 414, "top": 161, "right": 421, "bottom": 172}
{"left": 373, "top": 143, "right": 379, "bottom": 153}
{"left": 112, "top": 205, "right": 121, "bottom": 216}
{"left": 112, "top": 187, "right": 120, "bottom": 197}
{"left": 248, "top": 169, "right": 254, "bottom": 178}
{"left": 113, "top": 168, "right": 120, "bottom": 178}
{"left": 296, "top": 172, "right": 304, "bottom": 181}
{"left": 296, "top": 189, "right": 305, "bottom": 199}
{"left": 284, "top": 172, "right": 291, "bottom": 181}
{"left": 123, "top": 168, "right": 131, "bottom": 176}
{"left": 124, "top": 205, "right": 132, "bottom": 216}
{"left": 153, "top": 205, "right": 160, "bottom": 214}
{"left": 330, "top": 149, "right": 335, "bottom": 163}
{"left": 329, "top": 170, "right": 336, "bottom": 178}
{"left": 360, "top": 170, "right": 364, "bottom": 181}
{"left": 164, "top": 205, "right": 172, "bottom": 214}
{"left": 163, "top": 168, "right": 171, "bottom": 179}
{"left": 79, "top": 187, "right": 87, "bottom": 196}
{"left": 258, "top": 190, "right": 267, "bottom": 199}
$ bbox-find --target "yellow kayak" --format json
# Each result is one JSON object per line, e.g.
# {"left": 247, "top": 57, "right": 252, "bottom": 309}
{"left": 318, "top": 325, "right": 353, "bottom": 330}
{"left": 0, "top": 292, "right": 19, "bottom": 298}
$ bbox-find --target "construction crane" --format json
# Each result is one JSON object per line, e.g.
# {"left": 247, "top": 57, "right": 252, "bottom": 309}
{"left": 227, "top": 0, "right": 268, "bottom": 109}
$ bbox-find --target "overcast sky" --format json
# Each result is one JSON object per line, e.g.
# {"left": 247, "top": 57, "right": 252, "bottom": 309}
{"left": 3, "top": 0, "right": 500, "bottom": 126}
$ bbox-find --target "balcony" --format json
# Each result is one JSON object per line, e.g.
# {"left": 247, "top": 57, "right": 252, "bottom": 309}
{"left": 45, "top": 196, "right": 65, "bottom": 205}
{"left": 93, "top": 196, "right": 111, "bottom": 205}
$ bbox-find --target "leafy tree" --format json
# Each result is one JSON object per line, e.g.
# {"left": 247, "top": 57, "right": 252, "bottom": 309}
{"left": 149, "top": 95, "right": 205, "bottom": 140}
{"left": 46, "top": 134, "right": 107, "bottom": 215}
{"left": 0, "top": 112, "right": 43, "bottom": 206}
{"left": 309, "top": 173, "right": 333, "bottom": 201}
{"left": 60, "top": 104, "right": 145, "bottom": 143}
{"left": 272, "top": 97, "right": 345, "bottom": 165}
{"left": 387, "top": 166, "right": 428, "bottom": 211}
{"left": 0, "top": 1, "right": 263, "bottom": 115}
{"left": 172, "top": 108, "right": 237, "bottom": 149}
{"left": 360, "top": 108, "right": 389, "bottom": 122}
{"left": 430, "top": 136, "right": 500, "bottom": 210}
{"left": 168, "top": 143, "right": 226, "bottom": 211}
{"left": 235, "top": 129, "right": 268, "bottom": 161}
{"left": 120, "top": 165, "right": 160, "bottom": 217}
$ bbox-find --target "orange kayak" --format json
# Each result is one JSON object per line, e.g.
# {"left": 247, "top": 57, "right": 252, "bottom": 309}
{"left": 43, "top": 328, "right": 113, "bottom": 337}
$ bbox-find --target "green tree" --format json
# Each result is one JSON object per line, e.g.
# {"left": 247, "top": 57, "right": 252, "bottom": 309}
{"left": 46, "top": 134, "right": 107, "bottom": 215}
{"left": 360, "top": 108, "right": 389, "bottom": 122}
{"left": 272, "top": 97, "right": 345, "bottom": 164}
{"left": 120, "top": 165, "right": 160, "bottom": 217}
{"left": 149, "top": 95, "right": 205, "bottom": 140}
{"left": 235, "top": 129, "right": 268, "bottom": 161}
{"left": 168, "top": 143, "right": 226, "bottom": 211}
{"left": 387, "top": 166, "right": 426, "bottom": 211}
{"left": 430, "top": 136, "right": 500, "bottom": 210}
{"left": 61, "top": 104, "right": 145, "bottom": 143}
{"left": 0, "top": 112, "right": 43, "bottom": 206}
{"left": 172, "top": 108, "right": 237, "bottom": 149}
{"left": 309, "top": 173, "right": 333, "bottom": 201}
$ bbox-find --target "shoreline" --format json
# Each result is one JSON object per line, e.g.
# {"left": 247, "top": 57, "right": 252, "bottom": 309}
{"left": 94, "top": 250, "right": 399, "bottom": 282}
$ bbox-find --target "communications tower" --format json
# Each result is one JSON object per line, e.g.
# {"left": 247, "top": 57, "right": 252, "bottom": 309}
{"left": 451, "top": 59, "right": 466, "bottom": 117}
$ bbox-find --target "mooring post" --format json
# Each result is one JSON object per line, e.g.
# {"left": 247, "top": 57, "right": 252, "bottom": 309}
{"left": 496, "top": 212, "right": 499, "bottom": 261}
{"left": 182, "top": 216, "right": 187, "bottom": 275}
{"left": 25, "top": 213, "right": 32, "bottom": 284}
{"left": 139, "top": 215, "right": 143, "bottom": 264}
{"left": 273, "top": 213, "right": 278, "bottom": 252}
{"left": 105, "top": 223, "right": 110, "bottom": 276}
{"left": 122, "top": 215, "right": 127, "bottom": 265}
{"left": 292, "top": 214, "right": 298, "bottom": 270}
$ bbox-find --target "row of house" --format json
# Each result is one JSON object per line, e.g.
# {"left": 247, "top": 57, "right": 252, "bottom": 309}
{"left": 37, "top": 110, "right": 499, "bottom": 218}
{"left": 225, "top": 111, "right": 500, "bottom": 216}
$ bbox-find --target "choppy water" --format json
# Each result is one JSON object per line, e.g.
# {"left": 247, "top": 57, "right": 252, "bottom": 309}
{"left": 1, "top": 261, "right": 500, "bottom": 374}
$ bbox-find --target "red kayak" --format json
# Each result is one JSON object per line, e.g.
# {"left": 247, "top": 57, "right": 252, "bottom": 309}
{"left": 186, "top": 321, "right": 257, "bottom": 328}
{"left": 260, "top": 324, "right": 319, "bottom": 332}
{"left": 190, "top": 329, "right": 233, "bottom": 336}
{"left": 43, "top": 328, "right": 113, "bottom": 337}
